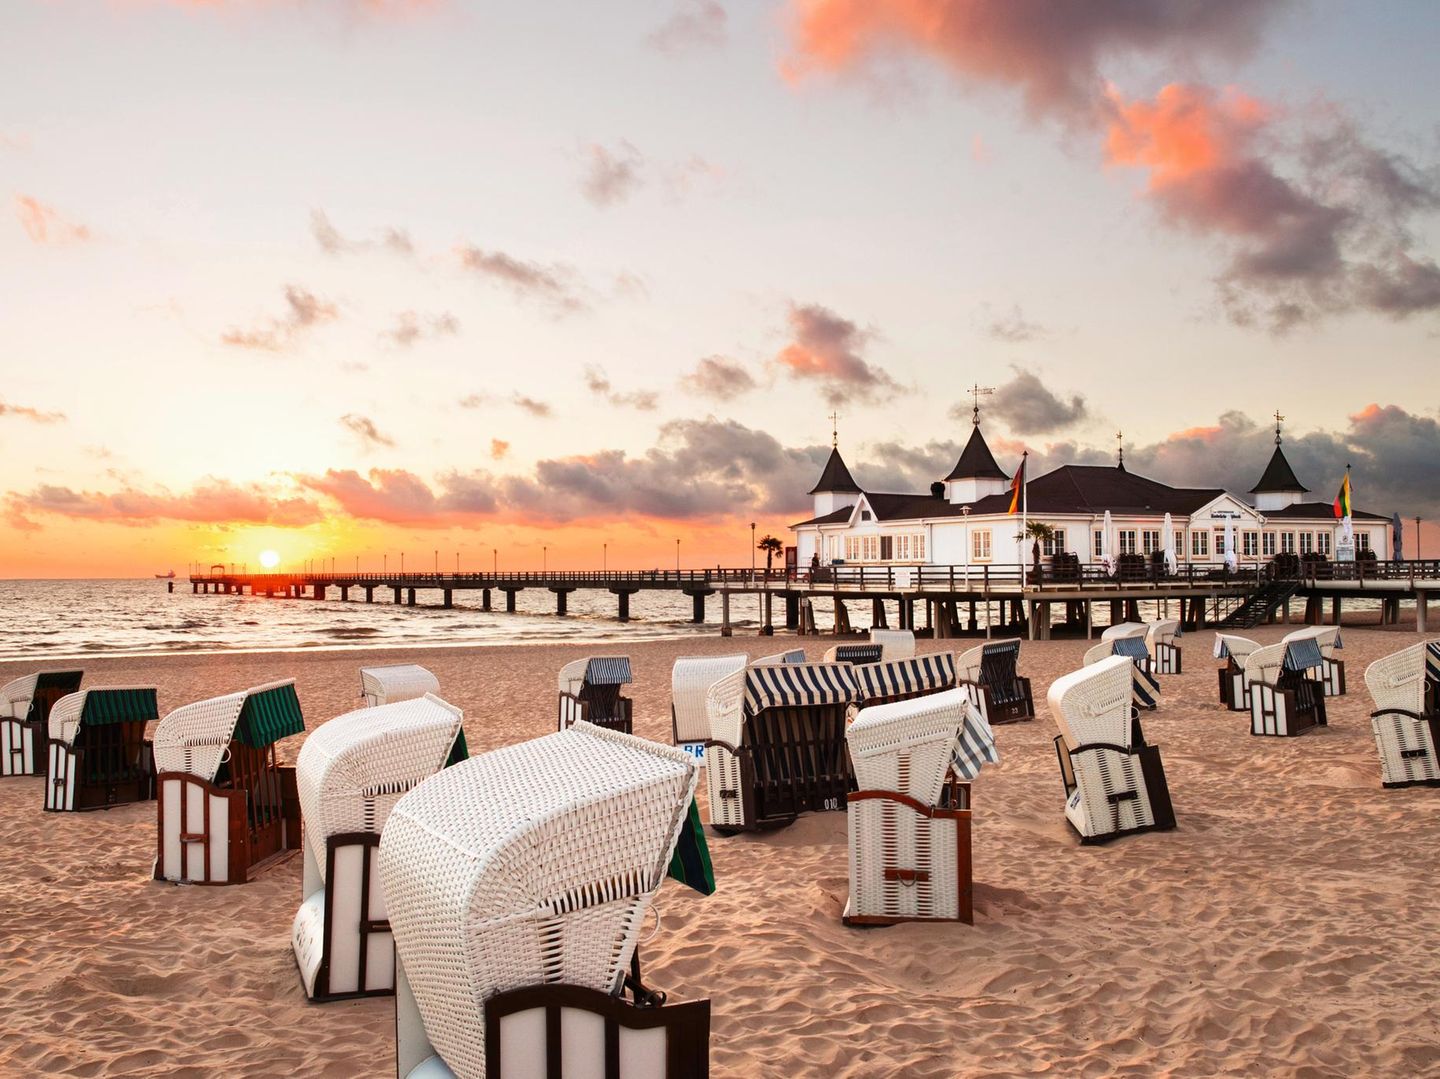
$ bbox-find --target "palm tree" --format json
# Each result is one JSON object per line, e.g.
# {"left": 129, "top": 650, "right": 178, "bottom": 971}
{"left": 757, "top": 534, "right": 784, "bottom": 574}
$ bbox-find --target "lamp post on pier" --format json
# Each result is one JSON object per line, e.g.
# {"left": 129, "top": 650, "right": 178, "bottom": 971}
{"left": 543, "top": 545, "right": 548, "bottom": 573}
{"left": 676, "top": 538, "right": 680, "bottom": 577}
{"left": 750, "top": 522, "right": 756, "bottom": 582}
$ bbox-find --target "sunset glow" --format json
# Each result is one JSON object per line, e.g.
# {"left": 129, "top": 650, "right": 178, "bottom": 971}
{"left": 258, "top": 549, "right": 281, "bottom": 570}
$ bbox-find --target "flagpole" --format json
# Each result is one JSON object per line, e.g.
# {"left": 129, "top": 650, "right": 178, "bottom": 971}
{"left": 1020, "top": 450, "right": 1029, "bottom": 592}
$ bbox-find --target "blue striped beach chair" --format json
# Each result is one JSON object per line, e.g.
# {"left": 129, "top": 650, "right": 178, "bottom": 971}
{"left": 557, "top": 656, "right": 634, "bottom": 734}
{"left": 1282, "top": 626, "right": 1346, "bottom": 696}
{"left": 1084, "top": 632, "right": 1161, "bottom": 713}
{"left": 1214, "top": 634, "right": 1261, "bottom": 710}
{"left": 1245, "top": 639, "right": 1327, "bottom": 736}
{"left": 955, "top": 639, "right": 1035, "bottom": 724}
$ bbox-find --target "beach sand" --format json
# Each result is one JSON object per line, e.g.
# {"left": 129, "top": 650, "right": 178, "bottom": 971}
{"left": 2, "top": 625, "right": 1439, "bottom": 1077}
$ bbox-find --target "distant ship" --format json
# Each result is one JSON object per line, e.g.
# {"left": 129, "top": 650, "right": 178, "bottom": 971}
{"left": 155, "top": 570, "right": 176, "bottom": 579}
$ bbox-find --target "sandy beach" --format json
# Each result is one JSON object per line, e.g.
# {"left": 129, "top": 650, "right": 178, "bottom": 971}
{"left": 3, "top": 625, "right": 1439, "bottom": 1078}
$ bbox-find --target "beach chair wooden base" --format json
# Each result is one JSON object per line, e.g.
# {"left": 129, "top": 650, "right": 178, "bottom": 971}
{"left": 1054, "top": 734, "right": 1175, "bottom": 844}
{"left": 843, "top": 786, "right": 972, "bottom": 927}
{"left": 558, "top": 693, "right": 634, "bottom": 735}
{"left": 45, "top": 728, "right": 155, "bottom": 812}
{"left": 957, "top": 680, "right": 1034, "bottom": 726}
{"left": 1251, "top": 679, "right": 1327, "bottom": 736}
{"left": 1370, "top": 709, "right": 1440, "bottom": 788}
{"left": 154, "top": 765, "right": 300, "bottom": 885}
{"left": 1217, "top": 663, "right": 1250, "bottom": 711}
{"left": 0, "top": 717, "right": 42, "bottom": 777}
{"left": 294, "top": 832, "right": 396, "bottom": 1002}
{"left": 1320, "top": 658, "right": 1346, "bottom": 697}
{"left": 1152, "top": 642, "right": 1182, "bottom": 675}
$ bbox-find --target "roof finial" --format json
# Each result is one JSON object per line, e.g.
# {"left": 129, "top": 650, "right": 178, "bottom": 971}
{"left": 968, "top": 382, "right": 994, "bottom": 427}
{"left": 1274, "top": 409, "right": 1285, "bottom": 446}
{"left": 829, "top": 410, "right": 839, "bottom": 448}
{"left": 1115, "top": 429, "right": 1124, "bottom": 468}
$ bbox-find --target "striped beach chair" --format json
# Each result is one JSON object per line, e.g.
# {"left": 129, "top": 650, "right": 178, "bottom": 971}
{"left": 1048, "top": 656, "right": 1175, "bottom": 844}
{"left": 557, "top": 656, "right": 633, "bottom": 733}
{"left": 1214, "top": 634, "right": 1261, "bottom": 711}
{"left": 381, "top": 722, "right": 711, "bottom": 1079}
{"left": 1282, "top": 626, "right": 1346, "bottom": 696}
{"left": 1364, "top": 642, "right": 1440, "bottom": 788}
{"left": 852, "top": 653, "right": 957, "bottom": 708}
{"left": 869, "top": 628, "right": 916, "bottom": 660}
{"left": 669, "top": 653, "right": 747, "bottom": 766}
{"left": 360, "top": 664, "right": 440, "bottom": 708}
{"left": 291, "top": 695, "right": 468, "bottom": 1002}
{"left": 1147, "top": 618, "right": 1183, "bottom": 675}
{"left": 824, "top": 642, "right": 885, "bottom": 665}
{"left": 153, "top": 680, "right": 304, "bottom": 886}
{"left": 844, "top": 688, "right": 998, "bottom": 926}
{"left": 954, "top": 639, "right": 1035, "bottom": 725}
{"left": 1085, "top": 629, "right": 1160, "bottom": 712}
{"left": 1245, "top": 639, "right": 1327, "bottom": 736}
{"left": 1, "top": 670, "right": 82, "bottom": 778}
{"left": 704, "top": 661, "right": 860, "bottom": 833}
{"left": 45, "top": 687, "right": 159, "bottom": 812}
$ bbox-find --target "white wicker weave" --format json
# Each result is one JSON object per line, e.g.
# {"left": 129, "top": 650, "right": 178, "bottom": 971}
{"left": 753, "top": 649, "right": 806, "bottom": 666}
{"left": 1364, "top": 644, "right": 1440, "bottom": 786}
{"left": 1283, "top": 625, "right": 1340, "bottom": 658}
{"left": 1242, "top": 642, "right": 1288, "bottom": 690}
{"left": 670, "top": 654, "right": 747, "bottom": 746}
{"left": 1050, "top": 657, "right": 1134, "bottom": 752}
{"left": 869, "top": 629, "right": 916, "bottom": 661}
{"left": 1102, "top": 622, "right": 1149, "bottom": 642}
{"left": 1147, "top": 619, "right": 1181, "bottom": 649}
{"left": 1214, "top": 634, "right": 1261, "bottom": 664}
{"left": 1, "top": 674, "right": 39, "bottom": 720}
{"left": 361, "top": 665, "right": 441, "bottom": 708}
{"left": 379, "top": 722, "right": 697, "bottom": 1079}
{"left": 152, "top": 679, "right": 295, "bottom": 782}
{"left": 556, "top": 657, "right": 590, "bottom": 697}
{"left": 1, "top": 674, "right": 40, "bottom": 778}
{"left": 847, "top": 689, "right": 972, "bottom": 804}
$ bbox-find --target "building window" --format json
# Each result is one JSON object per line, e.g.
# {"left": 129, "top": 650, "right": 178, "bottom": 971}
{"left": 1317, "top": 532, "right": 1331, "bottom": 556}
{"left": 1041, "top": 528, "right": 1066, "bottom": 557}
{"left": 859, "top": 510, "right": 872, "bottom": 521}
{"left": 1093, "top": 530, "right": 1104, "bottom": 558}
{"left": 844, "top": 537, "right": 856, "bottom": 562}
{"left": 1175, "top": 531, "right": 1184, "bottom": 558}
{"left": 1114, "top": 530, "right": 1135, "bottom": 555}
{"left": 1357, "top": 532, "right": 1371, "bottom": 552}
{"left": 862, "top": 536, "right": 879, "bottom": 561}
{"left": 1299, "top": 532, "right": 1313, "bottom": 555}
{"left": 1192, "top": 531, "right": 1209, "bottom": 558}
{"left": 972, "top": 530, "right": 992, "bottom": 561}
{"left": 914, "top": 533, "right": 925, "bottom": 561}
{"left": 895, "top": 535, "right": 909, "bottom": 561}
{"left": 1142, "top": 530, "right": 1161, "bottom": 555}
{"left": 1243, "top": 531, "right": 1258, "bottom": 558}
{"left": 1262, "top": 532, "right": 1276, "bottom": 557}
{"left": 1280, "top": 532, "right": 1296, "bottom": 554}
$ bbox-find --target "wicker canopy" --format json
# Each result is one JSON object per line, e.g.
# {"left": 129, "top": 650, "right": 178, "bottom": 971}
{"left": 1048, "top": 656, "right": 1135, "bottom": 751}
{"left": 48, "top": 687, "right": 158, "bottom": 746}
{"left": 1214, "top": 634, "right": 1259, "bottom": 661}
{"left": 154, "top": 679, "right": 302, "bottom": 781}
{"left": 1, "top": 671, "right": 83, "bottom": 722}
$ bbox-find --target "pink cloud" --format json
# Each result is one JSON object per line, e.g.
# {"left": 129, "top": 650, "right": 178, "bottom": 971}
{"left": 14, "top": 195, "right": 91, "bottom": 244}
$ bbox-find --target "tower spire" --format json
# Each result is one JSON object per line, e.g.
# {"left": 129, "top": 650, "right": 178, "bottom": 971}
{"left": 829, "top": 411, "right": 839, "bottom": 448}
{"left": 1115, "top": 429, "right": 1124, "bottom": 468}
{"left": 1274, "top": 409, "right": 1285, "bottom": 446}
{"left": 968, "top": 382, "right": 994, "bottom": 427}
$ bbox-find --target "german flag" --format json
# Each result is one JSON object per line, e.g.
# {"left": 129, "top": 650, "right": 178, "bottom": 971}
{"left": 1332, "top": 470, "right": 1351, "bottom": 519}
{"left": 1007, "top": 453, "right": 1026, "bottom": 515}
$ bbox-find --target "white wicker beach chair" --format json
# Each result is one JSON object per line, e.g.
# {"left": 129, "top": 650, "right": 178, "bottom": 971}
{"left": 380, "top": 722, "right": 708, "bottom": 1079}
{"left": 1282, "top": 626, "right": 1346, "bottom": 696}
{"left": 669, "top": 654, "right": 747, "bottom": 766}
{"left": 954, "top": 639, "right": 1034, "bottom": 725}
{"left": 1214, "top": 634, "right": 1261, "bottom": 711}
{"left": 360, "top": 665, "right": 441, "bottom": 708}
{"left": 153, "top": 680, "right": 304, "bottom": 886}
{"left": 844, "top": 688, "right": 998, "bottom": 926}
{"left": 1084, "top": 629, "right": 1160, "bottom": 711}
{"left": 1364, "top": 643, "right": 1440, "bottom": 788}
{"left": 45, "top": 687, "right": 159, "bottom": 812}
{"left": 824, "top": 642, "right": 885, "bottom": 665}
{"left": 851, "top": 654, "right": 957, "bottom": 709}
{"left": 1, "top": 670, "right": 82, "bottom": 778}
{"left": 557, "top": 656, "right": 634, "bottom": 733}
{"left": 753, "top": 649, "right": 806, "bottom": 666}
{"left": 869, "top": 628, "right": 916, "bottom": 661}
{"left": 704, "top": 662, "right": 860, "bottom": 832}
{"left": 1047, "top": 656, "right": 1175, "bottom": 843}
{"left": 1146, "top": 619, "right": 1183, "bottom": 675}
{"left": 291, "top": 694, "right": 467, "bottom": 1002}
{"left": 1245, "top": 640, "right": 1327, "bottom": 736}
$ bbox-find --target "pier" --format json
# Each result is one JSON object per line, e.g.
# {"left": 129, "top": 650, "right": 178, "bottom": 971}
{"left": 185, "top": 558, "right": 1440, "bottom": 638}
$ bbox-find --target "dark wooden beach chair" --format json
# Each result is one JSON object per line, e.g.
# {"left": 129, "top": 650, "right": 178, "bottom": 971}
{"left": 955, "top": 639, "right": 1034, "bottom": 724}
{"left": 1214, "top": 634, "right": 1261, "bottom": 711}
{"left": 1245, "top": 640, "right": 1327, "bottom": 736}
{"left": 1, "top": 670, "right": 83, "bottom": 778}
{"left": 44, "top": 686, "right": 158, "bottom": 811}
{"left": 557, "top": 656, "right": 634, "bottom": 734}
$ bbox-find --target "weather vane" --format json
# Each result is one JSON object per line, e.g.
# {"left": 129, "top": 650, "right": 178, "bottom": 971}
{"left": 829, "top": 411, "right": 840, "bottom": 448}
{"left": 1273, "top": 409, "right": 1285, "bottom": 446}
{"left": 968, "top": 383, "right": 994, "bottom": 427}
{"left": 1115, "top": 429, "right": 1124, "bottom": 467}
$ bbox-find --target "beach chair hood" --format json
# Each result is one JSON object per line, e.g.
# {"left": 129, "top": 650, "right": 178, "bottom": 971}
{"left": 671, "top": 654, "right": 747, "bottom": 744}
{"left": 1364, "top": 643, "right": 1427, "bottom": 715}
{"left": 153, "top": 680, "right": 302, "bottom": 782}
{"left": 1048, "top": 656, "right": 1134, "bottom": 752}
{"left": 360, "top": 665, "right": 440, "bottom": 707}
{"left": 853, "top": 654, "right": 957, "bottom": 703}
{"left": 849, "top": 688, "right": 998, "bottom": 799}
{"left": 48, "top": 687, "right": 159, "bottom": 747}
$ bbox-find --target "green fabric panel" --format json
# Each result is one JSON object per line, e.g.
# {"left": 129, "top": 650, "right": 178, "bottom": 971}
{"left": 446, "top": 727, "right": 469, "bottom": 766}
{"left": 666, "top": 798, "right": 715, "bottom": 896}
{"left": 233, "top": 682, "right": 305, "bottom": 748}
{"left": 81, "top": 688, "right": 158, "bottom": 726}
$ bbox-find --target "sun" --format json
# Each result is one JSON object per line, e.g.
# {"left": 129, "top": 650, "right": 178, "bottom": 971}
{"left": 259, "top": 549, "right": 281, "bottom": 570}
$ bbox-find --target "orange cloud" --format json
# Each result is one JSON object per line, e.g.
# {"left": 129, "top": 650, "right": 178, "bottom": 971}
{"left": 14, "top": 195, "right": 91, "bottom": 244}
{"left": 6, "top": 479, "right": 322, "bottom": 529}
{"left": 1104, "top": 83, "right": 1267, "bottom": 187}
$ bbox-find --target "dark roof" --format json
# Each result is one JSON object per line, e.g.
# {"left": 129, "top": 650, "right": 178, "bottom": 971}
{"left": 944, "top": 427, "right": 1009, "bottom": 482}
{"left": 1259, "top": 502, "right": 1389, "bottom": 522}
{"left": 807, "top": 447, "right": 862, "bottom": 495}
{"left": 789, "top": 506, "right": 854, "bottom": 528}
{"left": 1249, "top": 446, "right": 1309, "bottom": 494}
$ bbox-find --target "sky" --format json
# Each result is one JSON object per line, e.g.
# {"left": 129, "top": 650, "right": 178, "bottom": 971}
{"left": 3, "top": 0, "right": 1439, "bottom": 576}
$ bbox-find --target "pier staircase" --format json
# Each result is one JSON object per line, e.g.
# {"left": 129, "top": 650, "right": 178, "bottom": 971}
{"left": 1217, "top": 581, "right": 1299, "bottom": 630}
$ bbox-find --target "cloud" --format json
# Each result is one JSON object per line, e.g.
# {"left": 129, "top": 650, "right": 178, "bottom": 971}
{"left": 456, "top": 245, "right": 586, "bottom": 314}
{"left": 221, "top": 285, "right": 338, "bottom": 351}
{"left": 5, "top": 478, "right": 324, "bottom": 530}
{"left": 311, "top": 209, "right": 414, "bottom": 256}
{"left": 490, "top": 439, "right": 510, "bottom": 461}
{"left": 1, "top": 132, "right": 31, "bottom": 152}
{"left": 142, "top": 1, "right": 442, "bottom": 19}
{"left": 0, "top": 399, "right": 66, "bottom": 424}
{"left": 984, "top": 304, "right": 1047, "bottom": 342}
{"left": 580, "top": 141, "right": 645, "bottom": 207}
{"left": 773, "top": 302, "right": 901, "bottom": 404}
{"left": 512, "top": 393, "right": 553, "bottom": 418}
{"left": 649, "top": 0, "right": 727, "bottom": 53}
{"left": 458, "top": 393, "right": 491, "bottom": 409}
{"left": 340, "top": 413, "right": 396, "bottom": 450}
{"left": 961, "top": 368, "right": 1087, "bottom": 435}
{"left": 681, "top": 355, "right": 758, "bottom": 401}
{"left": 584, "top": 366, "right": 659, "bottom": 410}
{"left": 381, "top": 310, "right": 460, "bottom": 347}
{"left": 14, "top": 195, "right": 91, "bottom": 244}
